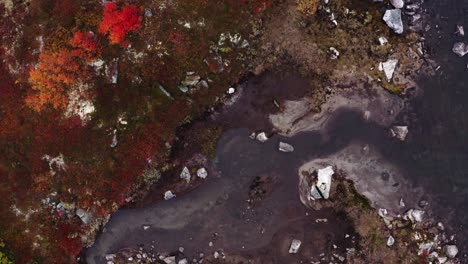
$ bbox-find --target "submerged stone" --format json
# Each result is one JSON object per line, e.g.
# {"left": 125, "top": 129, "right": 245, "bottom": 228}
{"left": 383, "top": 9, "right": 404, "bottom": 34}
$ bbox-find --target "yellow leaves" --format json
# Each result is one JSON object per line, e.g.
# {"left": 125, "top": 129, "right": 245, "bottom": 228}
{"left": 297, "top": 0, "right": 319, "bottom": 16}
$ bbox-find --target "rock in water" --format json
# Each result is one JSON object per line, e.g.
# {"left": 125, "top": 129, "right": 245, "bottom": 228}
{"left": 381, "top": 59, "right": 399, "bottom": 81}
{"left": 289, "top": 239, "right": 302, "bottom": 253}
{"left": 279, "top": 142, "right": 294, "bottom": 152}
{"left": 256, "top": 132, "right": 269, "bottom": 143}
{"left": 197, "top": 167, "right": 208, "bottom": 179}
{"left": 390, "top": 0, "right": 404, "bottom": 9}
{"left": 180, "top": 166, "right": 191, "bottom": 183}
{"left": 164, "top": 190, "right": 176, "bottom": 200}
{"left": 452, "top": 42, "right": 468, "bottom": 57}
{"left": 390, "top": 126, "right": 408, "bottom": 141}
{"left": 445, "top": 245, "right": 458, "bottom": 258}
{"left": 383, "top": 9, "right": 404, "bottom": 34}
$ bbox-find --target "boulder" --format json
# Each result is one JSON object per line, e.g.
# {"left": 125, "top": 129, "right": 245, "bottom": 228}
{"left": 381, "top": 59, "right": 399, "bottom": 81}
{"left": 289, "top": 239, "right": 302, "bottom": 253}
{"left": 383, "top": 9, "right": 404, "bottom": 34}
{"left": 256, "top": 132, "right": 269, "bottom": 143}
{"left": 197, "top": 167, "right": 208, "bottom": 179}
{"left": 310, "top": 166, "right": 334, "bottom": 199}
{"left": 279, "top": 142, "right": 294, "bottom": 152}
{"left": 445, "top": 245, "right": 458, "bottom": 258}
{"left": 180, "top": 166, "right": 191, "bottom": 183}
{"left": 164, "top": 190, "right": 176, "bottom": 200}
{"left": 390, "top": 126, "right": 408, "bottom": 141}
{"left": 452, "top": 42, "right": 468, "bottom": 57}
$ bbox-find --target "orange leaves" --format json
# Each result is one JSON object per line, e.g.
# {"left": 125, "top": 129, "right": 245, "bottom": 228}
{"left": 26, "top": 51, "right": 82, "bottom": 112}
{"left": 98, "top": 3, "right": 141, "bottom": 46}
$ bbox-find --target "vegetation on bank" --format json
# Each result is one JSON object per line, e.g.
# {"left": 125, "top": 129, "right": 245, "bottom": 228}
{"left": 0, "top": 0, "right": 272, "bottom": 262}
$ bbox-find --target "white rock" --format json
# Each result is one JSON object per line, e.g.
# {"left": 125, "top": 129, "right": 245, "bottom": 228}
{"left": 390, "top": 126, "right": 408, "bottom": 141}
{"left": 197, "top": 168, "right": 208, "bottom": 179}
{"left": 387, "top": 236, "right": 395, "bottom": 246}
{"left": 390, "top": 0, "right": 404, "bottom": 9}
{"left": 180, "top": 166, "right": 191, "bottom": 183}
{"left": 399, "top": 197, "right": 405, "bottom": 207}
{"left": 164, "top": 190, "right": 176, "bottom": 200}
{"left": 452, "top": 42, "right": 468, "bottom": 57}
{"left": 256, "top": 132, "right": 269, "bottom": 143}
{"left": 310, "top": 166, "right": 334, "bottom": 199}
{"left": 279, "top": 142, "right": 294, "bottom": 152}
{"left": 227, "top": 87, "right": 236, "bottom": 94}
{"left": 142, "top": 225, "right": 151, "bottom": 230}
{"left": 404, "top": 208, "right": 424, "bottom": 223}
{"left": 383, "top": 9, "right": 404, "bottom": 34}
{"left": 378, "top": 36, "right": 389, "bottom": 45}
{"left": 437, "top": 256, "right": 448, "bottom": 263}
{"left": 289, "top": 239, "right": 302, "bottom": 253}
{"left": 455, "top": 25, "right": 465, "bottom": 36}
{"left": 329, "top": 47, "right": 340, "bottom": 60}
{"left": 105, "top": 254, "right": 116, "bottom": 260}
{"left": 381, "top": 59, "right": 399, "bottom": 81}
{"left": 178, "top": 258, "right": 188, "bottom": 264}
{"left": 213, "top": 251, "right": 220, "bottom": 259}
{"left": 445, "top": 245, "right": 458, "bottom": 258}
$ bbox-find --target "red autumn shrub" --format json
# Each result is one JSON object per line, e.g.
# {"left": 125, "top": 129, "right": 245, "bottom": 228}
{"left": 70, "top": 31, "right": 101, "bottom": 61}
{"left": 98, "top": 3, "right": 141, "bottom": 46}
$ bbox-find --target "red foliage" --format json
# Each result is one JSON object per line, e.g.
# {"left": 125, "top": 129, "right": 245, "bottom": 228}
{"left": 98, "top": 3, "right": 141, "bottom": 46}
{"left": 53, "top": 0, "right": 79, "bottom": 26}
{"left": 70, "top": 31, "right": 101, "bottom": 62}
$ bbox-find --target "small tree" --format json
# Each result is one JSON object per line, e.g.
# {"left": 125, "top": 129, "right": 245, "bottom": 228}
{"left": 98, "top": 3, "right": 141, "bottom": 46}
{"left": 26, "top": 51, "right": 82, "bottom": 111}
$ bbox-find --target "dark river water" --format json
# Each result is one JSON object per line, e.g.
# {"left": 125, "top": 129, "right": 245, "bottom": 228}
{"left": 86, "top": 0, "right": 468, "bottom": 263}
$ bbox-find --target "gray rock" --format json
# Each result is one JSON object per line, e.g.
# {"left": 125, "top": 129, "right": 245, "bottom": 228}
{"left": 390, "top": 0, "right": 404, "bottom": 9}
{"left": 328, "top": 47, "right": 340, "bottom": 60}
{"left": 279, "top": 142, "right": 294, "bottom": 152}
{"left": 387, "top": 236, "right": 395, "bottom": 246}
{"left": 383, "top": 9, "right": 404, "bottom": 34}
{"left": 289, "top": 239, "right": 302, "bottom": 253}
{"left": 452, "top": 42, "right": 468, "bottom": 57}
{"left": 256, "top": 132, "right": 268, "bottom": 143}
{"left": 180, "top": 166, "right": 191, "bottom": 183}
{"left": 76, "top": 208, "right": 92, "bottom": 224}
{"left": 390, "top": 126, "right": 408, "bottom": 141}
{"left": 445, "top": 245, "right": 458, "bottom": 258}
